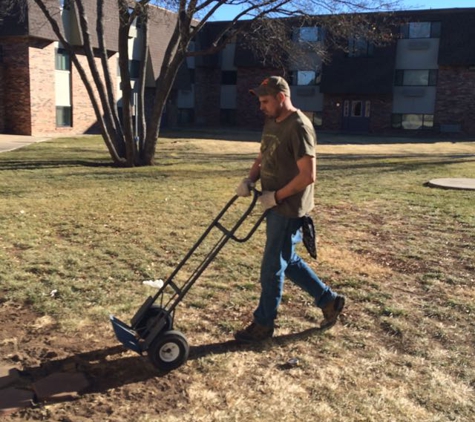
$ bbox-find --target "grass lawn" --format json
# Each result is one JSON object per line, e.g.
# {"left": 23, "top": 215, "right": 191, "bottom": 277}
{"left": 0, "top": 135, "right": 474, "bottom": 421}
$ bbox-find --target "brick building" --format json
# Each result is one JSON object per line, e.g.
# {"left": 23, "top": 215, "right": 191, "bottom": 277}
{"left": 184, "top": 8, "right": 475, "bottom": 137}
{"left": 0, "top": 0, "right": 178, "bottom": 136}
{"left": 0, "top": 5, "right": 474, "bottom": 137}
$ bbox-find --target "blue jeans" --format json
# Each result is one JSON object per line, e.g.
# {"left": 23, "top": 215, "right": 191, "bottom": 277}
{"left": 253, "top": 210, "right": 336, "bottom": 328}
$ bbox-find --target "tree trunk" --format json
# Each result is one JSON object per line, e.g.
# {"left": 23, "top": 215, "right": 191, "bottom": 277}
{"left": 136, "top": 4, "right": 149, "bottom": 164}
{"left": 32, "top": 0, "right": 126, "bottom": 166}
{"left": 96, "top": 0, "right": 126, "bottom": 157}
{"left": 117, "top": 1, "right": 136, "bottom": 167}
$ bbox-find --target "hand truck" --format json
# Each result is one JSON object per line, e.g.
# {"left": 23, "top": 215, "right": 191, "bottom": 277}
{"left": 110, "top": 189, "right": 266, "bottom": 372}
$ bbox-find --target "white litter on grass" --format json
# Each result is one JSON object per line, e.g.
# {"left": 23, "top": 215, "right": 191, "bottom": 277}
{"left": 142, "top": 279, "right": 164, "bottom": 289}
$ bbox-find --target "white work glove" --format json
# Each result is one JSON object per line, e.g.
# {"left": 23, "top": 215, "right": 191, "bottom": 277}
{"left": 259, "top": 190, "right": 277, "bottom": 210}
{"left": 236, "top": 177, "right": 255, "bottom": 197}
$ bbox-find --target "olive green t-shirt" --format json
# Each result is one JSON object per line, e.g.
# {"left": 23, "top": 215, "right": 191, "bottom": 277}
{"left": 260, "top": 110, "right": 316, "bottom": 218}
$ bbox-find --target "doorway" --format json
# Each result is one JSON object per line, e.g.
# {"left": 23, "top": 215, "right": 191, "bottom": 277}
{"left": 342, "top": 100, "right": 371, "bottom": 132}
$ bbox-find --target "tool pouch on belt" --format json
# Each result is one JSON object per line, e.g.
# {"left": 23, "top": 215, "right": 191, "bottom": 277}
{"left": 301, "top": 214, "right": 317, "bottom": 259}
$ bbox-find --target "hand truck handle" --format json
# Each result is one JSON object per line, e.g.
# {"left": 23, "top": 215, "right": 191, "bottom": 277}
{"left": 214, "top": 188, "right": 268, "bottom": 243}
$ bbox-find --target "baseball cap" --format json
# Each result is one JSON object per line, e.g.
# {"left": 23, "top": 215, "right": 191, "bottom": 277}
{"left": 250, "top": 76, "right": 291, "bottom": 97}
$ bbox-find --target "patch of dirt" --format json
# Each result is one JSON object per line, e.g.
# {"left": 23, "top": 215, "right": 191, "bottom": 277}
{"left": 0, "top": 299, "right": 191, "bottom": 421}
{"left": 0, "top": 296, "right": 329, "bottom": 421}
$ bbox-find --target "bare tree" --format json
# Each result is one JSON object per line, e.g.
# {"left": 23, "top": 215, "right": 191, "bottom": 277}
{"left": 3, "top": 0, "right": 402, "bottom": 166}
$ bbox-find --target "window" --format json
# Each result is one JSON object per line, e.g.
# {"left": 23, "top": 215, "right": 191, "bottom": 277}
{"left": 391, "top": 114, "right": 434, "bottom": 130}
{"left": 300, "top": 111, "right": 322, "bottom": 127}
{"left": 344, "top": 100, "right": 371, "bottom": 118}
{"left": 311, "top": 112, "right": 322, "bottom": 127}
{"left": 295, "top": 26, "right": 321, "bottom": 43}
{"left": 55, "top": 48, "right": 70, "bottom": 71}
{"left": 410, "top": 22, "right": 431, "bottom": 38}
{"left": 293, "top": 70, "right": 320, "bottom": 86}
{"left": 400, "top": 22, "right": 441, "bottom": 39}
{"left": 395, "top": 70, "right": 437, "bottom": 86}
{"left": 221, "top": 71, "right": 237, "bottom": 85}
{"left": 56, "top": 106, "right": 72, "bottom": 127}
{"left": 117, "top": 105, "right": 139, "bottom": 127}
{"left": 423, "top": 114, "right": 434, "bottom": 128}
{"left": 135, "top": 9, "right": 146, "bottom": 29}
{"left": 348, "top": 37, "right": 374, "bottom": 57}
{"left": 402, "top": 114, "right": 422, "bottom": 130}
{"left": 129, "top": 59, "right": 140, "bottom": 79}
{"left": 351, "top": 101, "right": 363, "bottom": 117}
{"left": 59, "top": 0, "right": 71, "bottom": 10}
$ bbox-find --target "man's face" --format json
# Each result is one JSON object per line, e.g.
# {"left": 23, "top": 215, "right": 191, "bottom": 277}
{"left": 258, "top": 94, "right": 283, "bottom": 119}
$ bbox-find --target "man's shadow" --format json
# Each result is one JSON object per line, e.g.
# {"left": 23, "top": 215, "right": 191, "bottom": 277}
{"left": 5, "top": 327, "right": 324, "bottom": 401}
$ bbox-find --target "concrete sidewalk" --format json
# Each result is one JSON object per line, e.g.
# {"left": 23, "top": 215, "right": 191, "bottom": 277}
{"left": 0, "top": 134, "right": 51, "bottom": 153}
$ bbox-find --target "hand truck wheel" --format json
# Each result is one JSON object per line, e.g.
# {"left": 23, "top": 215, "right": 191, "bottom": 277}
{"left": 135, "top": 305, "right": 173, "bottom": 338}
{"left": 148, "top": 330, "right": 189, "bottom": 372}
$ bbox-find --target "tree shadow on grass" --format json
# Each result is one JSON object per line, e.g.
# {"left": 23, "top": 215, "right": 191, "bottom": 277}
{"left": 0, "top": 160, "right": 113, "bottom": 171}
{"left": 3, "top": 327, "right": 324, "bottom": 407}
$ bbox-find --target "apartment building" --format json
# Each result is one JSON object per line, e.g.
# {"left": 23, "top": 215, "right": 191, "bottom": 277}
{"left": 0, "top": 0, "right": 179, "bottom": 136}
{"left": 0, "top": 5, "right": 474, "bottom": 137}
{"left": 186, "top": 8, "right": 475, "bottom": 136}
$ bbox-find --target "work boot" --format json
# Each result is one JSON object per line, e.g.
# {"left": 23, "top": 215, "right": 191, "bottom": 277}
{"left": 234, "top": 322, "right": 274, "bottom": 343}
{"left": 320, "top": 295, "right": 345, "bottom": 329}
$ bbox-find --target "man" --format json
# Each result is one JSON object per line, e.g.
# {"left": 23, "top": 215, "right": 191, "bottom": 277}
{"left": 234, "top": 76, "right": 345, "bottom": 343}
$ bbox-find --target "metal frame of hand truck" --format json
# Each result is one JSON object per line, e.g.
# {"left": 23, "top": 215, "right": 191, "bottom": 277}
{"left": 110, "top": 189, "right": 266, "bottom": 372}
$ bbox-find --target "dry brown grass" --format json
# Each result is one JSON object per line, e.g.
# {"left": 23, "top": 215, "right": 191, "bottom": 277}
{"left": 0, "top": 135, "right": 474, "bottom": 421}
